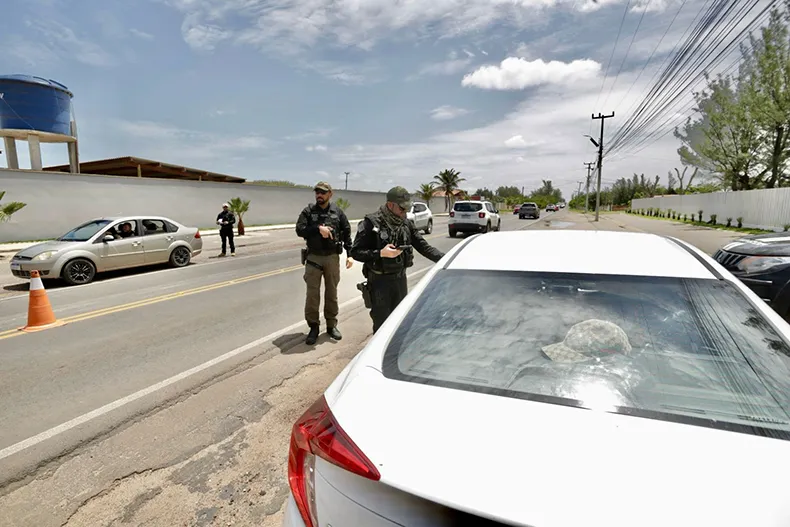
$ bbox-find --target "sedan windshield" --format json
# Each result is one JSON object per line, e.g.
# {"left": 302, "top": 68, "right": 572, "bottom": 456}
{"left": 57, "top": 219, "right": 112, "bottom": 242}
{"left": 383, "top": 269, "right": 790, "bottom": 439}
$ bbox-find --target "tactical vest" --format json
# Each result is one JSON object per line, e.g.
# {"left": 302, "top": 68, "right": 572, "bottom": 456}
{"left": 366, "top": 212, "right": 414, "bottom": 275}
{"left": 304, "top": 203, "right": 343, "bottom": 255}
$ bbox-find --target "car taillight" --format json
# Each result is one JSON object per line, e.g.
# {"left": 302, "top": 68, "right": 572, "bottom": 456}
{"left": 449, "top": 211, "right": 455, "bottom": 217}
{"left": 194, "top": 231, "right": 201, "bottom": 239}
{"left": 478, "top": 212, "right": 485, "bottom": 218}
{"left": 288, "top": 395, "right": 380, "bottom": 527}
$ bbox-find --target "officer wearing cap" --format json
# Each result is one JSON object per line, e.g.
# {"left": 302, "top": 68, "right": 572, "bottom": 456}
{"left": 217, "top": 202, "right": 236, "bottom": 257}
{"left": 296, "top": 181, "right": 354, "bottom": 345}
{"left": 351, "top": 186, "right": 445, "bottom": 333}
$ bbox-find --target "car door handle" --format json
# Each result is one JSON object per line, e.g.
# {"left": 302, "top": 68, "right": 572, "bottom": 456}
{"left": 166, "top": 236, "right": 174, "bottom": 241}
{"left": 132, "top": 241, "right": 141, "bottom": 247}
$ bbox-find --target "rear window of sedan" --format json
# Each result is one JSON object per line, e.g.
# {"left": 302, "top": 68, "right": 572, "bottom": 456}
{"left": 454, "top": 203, "right": 483, "bottom": 212}
{"left": 382, "top": 269, "right": 790, "bottom": 439}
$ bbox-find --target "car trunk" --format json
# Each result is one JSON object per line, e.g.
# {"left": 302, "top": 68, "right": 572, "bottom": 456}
{"left": 328, "top": 367, "right": 790, "bottom": 527}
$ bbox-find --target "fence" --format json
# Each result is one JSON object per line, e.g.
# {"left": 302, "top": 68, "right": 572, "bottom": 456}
{"left": 631, "top": 188, "right": 790, "bottom": 231}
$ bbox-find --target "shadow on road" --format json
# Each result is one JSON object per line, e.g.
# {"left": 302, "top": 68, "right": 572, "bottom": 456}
{"left": 274, "top": 333, "right": 312, "bottom": 354}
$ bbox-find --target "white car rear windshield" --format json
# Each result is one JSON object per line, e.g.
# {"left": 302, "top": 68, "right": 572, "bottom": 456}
{"left": 454, "top": 203, "right": 483, "bottom": 212}
{"left": 382, "top": 270, "right": 790, "bottom": 439}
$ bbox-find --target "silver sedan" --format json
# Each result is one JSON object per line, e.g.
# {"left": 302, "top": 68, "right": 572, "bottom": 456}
{"left": 9, "top": 216, "right": 203, "bottom": 285}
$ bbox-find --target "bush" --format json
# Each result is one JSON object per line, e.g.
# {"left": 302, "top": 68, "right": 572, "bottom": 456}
{"left": 709, "top": 214, "right": 717, "bottom": 225}
{"left": 683, "top": 214, "right": 687, "bottom": 222}
{"left": 737, "top": 216, "right": 743, "bottom": 228}
{"left": 726, "top": 217, "right": 732, "bottom": 227}
{"left": 785, "top": 224, "right": 790, "bottom": 232}
{"left": 698, "top": 210, "right": 703, "bottom": 222}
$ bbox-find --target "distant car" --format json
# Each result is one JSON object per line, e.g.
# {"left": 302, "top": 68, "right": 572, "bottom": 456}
{"left": 406, "top": 201, "right": 433, "bottom": 234}
{"left": 9, "top": 216, "right": 203, "bottom": 286}
{"left": 283, "top": 230, "right": 790, "bottom": 527}
{"left": 448, "top": 200, "right": 501, "bottom": 237}
{"left": 513, "top": 205, "right": 521, "bottom": 215}
{"left": 546, "top": 204, "right": 559, "bottom": 212}
{"left": 519, "top": 202, "right": 540, "bottom": 219}
{"left": 559, "top": 202, "right": 566, "bottom": 208}
{"left": 713, "top": 231, "right": 790, "bottom": 321}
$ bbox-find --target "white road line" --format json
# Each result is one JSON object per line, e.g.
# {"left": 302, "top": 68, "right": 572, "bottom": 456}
{"left": 0, "top": 266, "right": 432, "bottom": 461}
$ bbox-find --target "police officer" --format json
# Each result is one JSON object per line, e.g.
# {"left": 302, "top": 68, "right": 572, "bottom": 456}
{"left": 351, "top": 186, "right": 445, "bottom": 333}
{"left": 217, "top": 203, "right": 236, "bottom": 257}
{"left": 296, "top": 181, "right": 353, "bottom": 345}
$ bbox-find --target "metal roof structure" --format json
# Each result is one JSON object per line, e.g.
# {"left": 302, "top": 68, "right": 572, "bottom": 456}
{"left": 44, "top": 156, "right": 246, "bottom": 183}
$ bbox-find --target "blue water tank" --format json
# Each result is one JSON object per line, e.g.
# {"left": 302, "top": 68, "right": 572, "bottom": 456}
{"left": 0, "top": 74, "right": 73, "bottom": 137}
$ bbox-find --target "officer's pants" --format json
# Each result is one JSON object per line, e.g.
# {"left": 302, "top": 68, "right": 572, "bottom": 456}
{"left": 220, "top": 228, "right": 235, "bottom": 254}
{"left": 304, "top": 253, "right": 341, "bottom": 328}
{"left": 368, "top": 272, "right": 408, "bottom": 333}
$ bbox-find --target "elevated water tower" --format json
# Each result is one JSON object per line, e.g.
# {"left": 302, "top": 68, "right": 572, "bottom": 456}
{"left": 0, "top": 74, "right": 79, "bottom": 173}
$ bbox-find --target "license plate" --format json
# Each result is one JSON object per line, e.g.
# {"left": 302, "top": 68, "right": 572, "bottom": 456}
{"left": 460, "top": 213, "right": 471, "bottom": 218}
{"left": 10, "top": 262, "right": 21, "bottom": 271}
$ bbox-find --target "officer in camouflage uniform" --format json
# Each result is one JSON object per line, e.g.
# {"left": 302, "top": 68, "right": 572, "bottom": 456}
{"left": 296, "top": 181, "right": 354, "bottom": 345}
{"left": 351, "top": 186, "right": 445, "bottom": 333}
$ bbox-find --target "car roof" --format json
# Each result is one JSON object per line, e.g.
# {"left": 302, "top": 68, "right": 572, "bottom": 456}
{"left": 95, "top": 216, "right": 174, "bottom": 222}
{"left": 445, "top": 230, "right": 719, "bottom": 279}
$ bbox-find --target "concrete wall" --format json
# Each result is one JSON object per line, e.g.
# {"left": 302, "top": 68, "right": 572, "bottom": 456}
{"left": 0, "top": 169, "right": 450, "bottom": 242}
{"left": 632, "top": 187, "right": 790, "bottom": 231}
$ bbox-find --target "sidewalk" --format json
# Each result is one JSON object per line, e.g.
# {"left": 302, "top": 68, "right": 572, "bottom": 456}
{"left": 0, "top": 213, "right": 450, "bottom": 255}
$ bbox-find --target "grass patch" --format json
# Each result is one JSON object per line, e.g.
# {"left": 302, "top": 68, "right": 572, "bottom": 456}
{"left": 625, "top": 212, "right": 773, "bottom": 235}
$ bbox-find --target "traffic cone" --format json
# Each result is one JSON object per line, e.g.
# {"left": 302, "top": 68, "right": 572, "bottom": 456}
{"left": 19, "top": 270, "right": 65, "bottom": 332}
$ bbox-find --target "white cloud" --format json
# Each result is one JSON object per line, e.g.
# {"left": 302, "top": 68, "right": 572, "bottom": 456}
{"left": 181, "top": 14, "right": 230, "bottom": 51}
{"left": 284, "top": 128, "right": 334, "bottom": 141}
{"left": 164, "top": 0, "right": 672, "bottom": 58}
{"left": 21, "top": 19, "right": 114, "bottom": 67}
{"left": 462, "top": 57, "right": 601, "bottom": 90}
{"left": 306, "top": 144, "right": 328, "bottom": 152}
{"left": 504, "top": 135, "right": 528, "bottom": 148}
{"left": 130, "top": 28, "right": 155, "bottom": 40}
{"left": 113, "top": 120, "right": 271, "bottom": 165}
{"left": 316, "top": 170, "right": 330, "bottom": 177}
{"left": 430, "top": 105, "right": 470, "bottom": 121}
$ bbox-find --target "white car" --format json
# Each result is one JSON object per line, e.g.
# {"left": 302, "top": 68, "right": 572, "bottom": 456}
{"left": 283, "top": 230, "right": 790, "bottom": 527}
{"left": 448, "top": 200, "right": 501, "bottom": 237}
{"left": 406, "top": 201, "right": 433, "bottom": 234}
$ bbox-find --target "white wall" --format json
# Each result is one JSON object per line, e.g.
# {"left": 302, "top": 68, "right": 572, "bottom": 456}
{"left": 631, "top": 188, "right": 790, "bottom": 231}
{"left": 0, "top": 169, "right": 449, "bottom": 242}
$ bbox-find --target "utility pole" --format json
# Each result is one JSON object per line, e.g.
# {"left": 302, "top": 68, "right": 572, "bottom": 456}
{"left": 344, "top": 171, "right": 350, "bottom": 190}
{"left": 576, "top": 181, "right": 583, "bottom": 198}
{"left": 590, "top": 112, "right": 614, "bottom": 222}
{"left": 583, "top": 162, "right": 595, "bottom": 213}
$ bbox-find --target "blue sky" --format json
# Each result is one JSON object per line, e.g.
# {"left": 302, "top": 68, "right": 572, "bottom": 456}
{"left": 0, "top": 0, "right": 723, "bottom": 198}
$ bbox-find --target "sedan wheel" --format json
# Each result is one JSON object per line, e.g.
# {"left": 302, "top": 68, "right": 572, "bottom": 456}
{"left": 425, "top": 219, "right": 433, "bottom": 234}
{"left": 170, "top": 246, "right": 192, "bottom": 268}
{"left": 62, "top": 258, "right": 96, "bottom": 286}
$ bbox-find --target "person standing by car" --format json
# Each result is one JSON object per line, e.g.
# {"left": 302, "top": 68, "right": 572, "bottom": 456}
{"left": 296, "top": 182, "right": 354, "bottom": 345}
{"left": 217, "top": 203, "right": 236, "bottom": 257}
{"left": 351, "top": 186, "right": 445, "bottom": 333}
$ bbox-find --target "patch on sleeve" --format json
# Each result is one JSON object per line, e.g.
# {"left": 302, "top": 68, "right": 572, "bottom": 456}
{"left": 358, "top": 221, "right": 366, "bottom": 233}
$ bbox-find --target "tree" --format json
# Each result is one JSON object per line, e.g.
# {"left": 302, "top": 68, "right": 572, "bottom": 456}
{"left": 335, "top": 197, "right": 350, "bottom": 212}
{"left": 741, "top": 7, "right": 790, "bottom": 188}
{"left": 496, "top": 186, "right": 522, "bottom": 199}
{"left": 228, "top": 197, "right": 250, "bottom": 235}
{"left": 0, "top": 191, "right": 26, "bottom": 222}
{"left": 675, "top": 72, "right": 764, "bottom": 190}
{"left": 474, "top": 187, "right": 495, "bottom": 200}
{"left": 433, "top": 169, "right": 465, "bottom": 211}
{"left": 672, "top": 166, "right": 698, "bottom": 194}
{"left": 416, "top": 183, "right": 436, "bottom": 203}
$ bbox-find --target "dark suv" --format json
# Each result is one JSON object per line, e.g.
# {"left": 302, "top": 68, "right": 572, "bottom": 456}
{"left": 518, "top": 202, "right": 540, "bottom": 219}
{"left": 713, "top": 232, "right": 790, "bottom": 321}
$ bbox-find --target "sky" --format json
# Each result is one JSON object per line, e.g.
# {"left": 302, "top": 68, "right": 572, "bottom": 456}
{"left": 0, "top": 0, "right": 753, "bottom": 199}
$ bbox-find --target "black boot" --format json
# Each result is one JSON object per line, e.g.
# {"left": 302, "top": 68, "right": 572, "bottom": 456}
{"left": 327, "top": 326, "right": 342, "bottom": 341}
{"left": 305, "top": 324, "right": 319, "bottom": 345}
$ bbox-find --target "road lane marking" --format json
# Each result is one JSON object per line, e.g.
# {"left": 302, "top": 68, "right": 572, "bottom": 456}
{"left": 0, "top": 264, "right": 305, "bottom": 341}
{"left": 0, "top": 266, "right": 432, "bottom": 461}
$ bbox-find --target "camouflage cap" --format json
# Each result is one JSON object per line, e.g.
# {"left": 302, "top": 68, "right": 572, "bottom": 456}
{"left": 542, "top": 319, "right": 632, "bottom": 363}
{"left": 386, "top": 186, "right": 412, "bottom": 210}
{"left": 314, "top": 181, "right": 332, "bottom": 192}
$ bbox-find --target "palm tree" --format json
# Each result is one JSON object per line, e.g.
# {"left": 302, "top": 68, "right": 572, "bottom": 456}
{"left": 433, "top": 169, "right": 465, "bottom": 211}
{"left": 335, "top": 197, "right": 351, "bottom": 212}
{"left": 416, "top": 183, "right": 435, "bottom": 203}
{"left": 0, "top": 191, "right": 26, "bottom": 222}
{"left": 228, "top": 197, "right": 251, "bottom": 235}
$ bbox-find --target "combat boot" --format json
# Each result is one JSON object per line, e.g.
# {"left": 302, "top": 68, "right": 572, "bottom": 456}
{"left": 305, "top": 324, "right": 320, "bottom": 345}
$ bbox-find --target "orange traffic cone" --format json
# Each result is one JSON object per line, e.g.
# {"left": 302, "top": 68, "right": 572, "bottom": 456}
{"left": 19, "top": 270, "right": 65, "bottom": 332}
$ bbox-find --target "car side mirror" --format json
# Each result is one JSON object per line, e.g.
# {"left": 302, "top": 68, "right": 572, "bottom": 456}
{"left": 103, "top": 234, "right": 115, "bottom": 243}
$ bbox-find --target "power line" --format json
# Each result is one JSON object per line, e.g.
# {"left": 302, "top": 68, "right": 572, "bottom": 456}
{"left": 591, "top": 0, "right": 632, "bottom": 135}
{"left": 602, "top": 0, "right": 653, "bottom": 110}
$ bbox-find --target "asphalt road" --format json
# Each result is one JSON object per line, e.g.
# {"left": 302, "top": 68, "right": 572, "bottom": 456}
{"left": 0, "top": 211, "right": 539, "bottom": 488}
{"left": 0, "top": 209, "right": 745, "bottom": 527}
